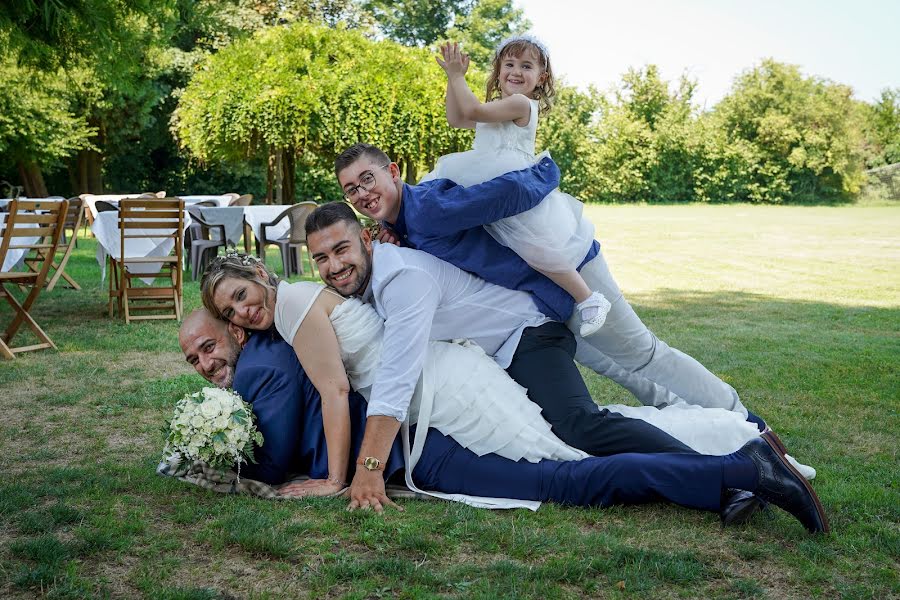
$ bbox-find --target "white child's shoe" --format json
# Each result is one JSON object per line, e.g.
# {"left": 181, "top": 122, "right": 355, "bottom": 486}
{"left": 577, "top": 292, "right": 611, "bottom": 337}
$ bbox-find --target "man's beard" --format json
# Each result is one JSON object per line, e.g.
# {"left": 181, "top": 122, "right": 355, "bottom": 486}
{"left": 214, "top": 337, "right": 243, "bottom": 388}
{"left": 333, "top": 238, "right": 373, "bottom": 297}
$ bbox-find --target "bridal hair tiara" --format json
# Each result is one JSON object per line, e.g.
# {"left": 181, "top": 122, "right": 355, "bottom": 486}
{"left": 215, "top": 249, "right": 262, "bottom": 268}
{"left": 494, "top": 33, "right": 551, "bottom": 60}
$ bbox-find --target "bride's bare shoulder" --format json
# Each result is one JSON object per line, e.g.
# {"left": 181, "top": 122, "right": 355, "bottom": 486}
{"left": 313, "top": 286, "right": 344, "bottom": 314}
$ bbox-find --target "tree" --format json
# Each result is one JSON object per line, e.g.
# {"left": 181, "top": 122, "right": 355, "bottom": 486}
{"left": 710, "top": 59, "right": 866, "bottom": 203}
{"left": 862, "top": 88, "right": 900, "bottom": 167}
{"left": 562, "top": 66, "right": 704, "bottom": 203}
{"left": 0, "top": 0, "right": 152, "bottom": 68}
{"left": 0, "top": 0, "right": 164, "bottom": 195}
{"left": 0, "top": 56, "right": 96, "bottom": 196}
{"left": 535, "top": 85, "right": 604, "bottom": 199}
{"left": 364, "top": 0, "right": 465, "bottom": 46}
{"left": 364, "top": 0, "right": 528, "bottom": 66}
{"left": 173, "top": 21, "right": 473, "bottom": 203}
{"left": 448, "top": 0, "right": 530, "bottom": 66}
{"left": 239, "top": 0, "right": 374, "bottom": 30}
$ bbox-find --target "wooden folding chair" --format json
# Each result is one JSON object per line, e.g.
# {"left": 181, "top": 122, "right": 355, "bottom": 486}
{"left": 111, "top": 198, "right": 185, "bottom": 323}
{"left": 30, "top": 197, "right": 85, "bottom": 291}
{"left": 0, "top": 199, "right": 69, "bottom": 359}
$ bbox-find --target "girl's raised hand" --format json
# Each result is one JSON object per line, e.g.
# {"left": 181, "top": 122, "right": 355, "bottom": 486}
{"left": 436, "top": 42, "right": 469, "bottom": 77}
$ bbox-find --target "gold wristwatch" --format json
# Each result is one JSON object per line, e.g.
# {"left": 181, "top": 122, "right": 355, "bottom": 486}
{"left": 357, "top": 456, "right": 385, "bottom": 472}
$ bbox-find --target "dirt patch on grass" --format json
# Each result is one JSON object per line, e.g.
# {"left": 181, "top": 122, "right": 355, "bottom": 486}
{"left": 0, "top": 350, "right": 192, "bottom": 475}
{"left": 0, "top": 351, "right": 190, "bottom": 404}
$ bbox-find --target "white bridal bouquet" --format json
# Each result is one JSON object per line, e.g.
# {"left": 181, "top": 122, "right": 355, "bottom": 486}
{"left": 164, "top": 387, "right": 264, "bottom": 473}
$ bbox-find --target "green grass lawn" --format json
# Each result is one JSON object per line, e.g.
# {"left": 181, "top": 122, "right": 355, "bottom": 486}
{"left": 1, "top": 204, "right": 897, "bottom": 599}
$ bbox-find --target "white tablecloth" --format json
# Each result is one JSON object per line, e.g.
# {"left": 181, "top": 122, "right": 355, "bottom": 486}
{"left": 193, "top": 206, "right": 246, "bottom": 246}
{"left": 91, "top": 210, "right": 192, "bottom": 283}
{"left": 177, "top": 195, "right": 234, "bottom": 208}
{"left": 82, "top": 194, "right": 147, "bottom": 219}
{"left": 85, "top": 194, "right": 233, "bottom": 219}
{"left": 242, "top": 205, "right": 292, "bottom": 242}
{"left": 1, "top": 213, "right": 40, "bottom": 272}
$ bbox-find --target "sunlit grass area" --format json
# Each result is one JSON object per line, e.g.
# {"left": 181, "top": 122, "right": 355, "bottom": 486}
{"left": 1, "top": 204, "right": 897, "bottom": 599}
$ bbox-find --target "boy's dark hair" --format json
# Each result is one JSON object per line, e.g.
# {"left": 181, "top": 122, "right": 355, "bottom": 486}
{"left": 334, "top": 143, "right": 392, "bottom": 178}
{"left": 304, "top": 201, "right": 362, "bottom": 237}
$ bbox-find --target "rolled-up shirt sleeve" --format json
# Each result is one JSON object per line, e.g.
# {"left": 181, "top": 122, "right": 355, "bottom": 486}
{"left": 367, "top": 267, "right": 442, "bottom": 422}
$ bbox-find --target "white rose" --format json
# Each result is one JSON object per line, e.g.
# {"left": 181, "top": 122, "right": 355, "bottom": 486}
{"left": 190, "top": 415, "right": 205, "bottom": 429}
{"left": 205, "top": 388, "right": 232, "bottom": 405}
{"left": 199, "top": 400, "right": 219, "bottom": 419}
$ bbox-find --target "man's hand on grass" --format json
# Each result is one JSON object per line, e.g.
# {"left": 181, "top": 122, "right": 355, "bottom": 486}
{"left": 347, "top": 469, "right": 402, "bottom": 514}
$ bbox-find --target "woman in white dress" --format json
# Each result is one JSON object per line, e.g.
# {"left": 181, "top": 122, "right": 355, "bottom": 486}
{"left": 200, "top": 253, "right": 813, "bottom": 501}
{"left": 201, "top": 253, "right": 587, "bottom": 498}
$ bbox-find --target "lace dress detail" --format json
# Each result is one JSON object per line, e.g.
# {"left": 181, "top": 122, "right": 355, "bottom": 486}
{"left": 420, "top": 97, "right": 595, "bottom": 273}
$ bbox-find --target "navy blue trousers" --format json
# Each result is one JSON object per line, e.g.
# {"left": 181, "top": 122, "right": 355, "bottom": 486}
{"left": 411, "top": 428, "right": 724, "bottom": 512}
{"left": 506, "top": 323, "right": 696, "bottom": 456}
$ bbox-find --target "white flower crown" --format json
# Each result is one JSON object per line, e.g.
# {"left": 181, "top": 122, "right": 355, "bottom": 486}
{"left": 217, "top": 249, "right": 262, "bottom": 268}
{"left": 494, "top": 33, "right": 551, "bottom": 61}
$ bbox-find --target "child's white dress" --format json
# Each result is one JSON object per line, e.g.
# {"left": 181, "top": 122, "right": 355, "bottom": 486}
{"left": 420, "top": 97, "right": 595, "bottom": 273}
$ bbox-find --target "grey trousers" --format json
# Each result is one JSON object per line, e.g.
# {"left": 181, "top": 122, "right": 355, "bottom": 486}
{"left": 569, "top": 249, "right": 747, "bottom": 416}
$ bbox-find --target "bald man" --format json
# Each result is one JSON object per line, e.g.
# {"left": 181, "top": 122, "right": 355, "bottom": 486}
{"left": 178, "top": 309, "right": 404, "bottom": 486}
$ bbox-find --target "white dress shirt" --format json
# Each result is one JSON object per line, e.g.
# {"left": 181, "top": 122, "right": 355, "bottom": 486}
{"left": 363, "top": 243, "right": 550, "bottom": 421}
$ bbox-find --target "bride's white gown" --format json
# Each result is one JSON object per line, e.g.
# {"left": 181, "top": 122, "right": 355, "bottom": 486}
{"left": 273, "top": 282, "right": 819, "bottom": 481}
{"left": 419, "top": 97, "right": 595, "bottom": 273}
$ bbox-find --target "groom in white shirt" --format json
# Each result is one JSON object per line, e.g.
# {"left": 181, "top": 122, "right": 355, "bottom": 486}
{"left": 305, "top": 202, "right": 701, "bottom": 510}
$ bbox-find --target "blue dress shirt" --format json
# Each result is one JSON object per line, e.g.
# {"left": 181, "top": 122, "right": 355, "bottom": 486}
{"left": 232, "top": 327, "right": 403, "bottom": 485}
{"left": 384, "top": 157, "right": 599, "bottom": 322}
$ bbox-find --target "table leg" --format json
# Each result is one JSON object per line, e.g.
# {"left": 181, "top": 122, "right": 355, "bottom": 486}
{"left": 243, "top": 221, "right": 252, "bottom": 255}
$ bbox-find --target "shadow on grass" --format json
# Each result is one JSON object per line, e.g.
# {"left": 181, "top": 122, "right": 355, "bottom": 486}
{"left": 1, "top": 255, "right": 898, "bottom": 598}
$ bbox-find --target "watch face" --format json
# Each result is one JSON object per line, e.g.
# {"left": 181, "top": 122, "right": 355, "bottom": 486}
{"left": 364, "top": 457, "right": 380, "bottom": 470}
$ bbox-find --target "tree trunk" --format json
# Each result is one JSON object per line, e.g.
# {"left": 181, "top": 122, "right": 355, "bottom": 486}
{"left": 85, "top": 149, "right": 103, "bottom": 193}
{"left": 266, "top": 148, "right": 275, "bottom": 204}
{"left": 67, "top": 162, "right": 79, "bottom": 196}
{"left": 73, "top": 117, "right": 106, "bottom": 194}
{"left": 72, "top": 151, "right": 89, "bottom": 194}
{"left": 283, "top": 148, "right": 296, "bottom": 204}
{"left": 405, "top": 158, "right": 417, "bottom": 184}
{"left": 275, "top": 150, "right": 283, "bottom": 204}
{"left": 17, "top": 161, "right": 49, "bottom": 197}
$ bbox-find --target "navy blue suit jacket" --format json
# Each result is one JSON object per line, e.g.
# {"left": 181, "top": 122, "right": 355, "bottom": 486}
{"left": 387, "top": 158, "right": 599, "bottom": 322}
{"left": 232, "top": 327, "right": 403, "bottom": 485}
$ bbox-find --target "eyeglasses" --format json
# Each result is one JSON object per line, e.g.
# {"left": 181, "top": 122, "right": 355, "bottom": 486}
{"left": 343, "top": 164, "right": 390, "bottom": 203}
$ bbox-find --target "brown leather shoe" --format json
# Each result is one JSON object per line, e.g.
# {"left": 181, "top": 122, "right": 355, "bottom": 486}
{"left": 737, "top": 432, "right": 830, "bottom": 533}
{"left": 762, "top": 426, "right": 789, "bottom": 456}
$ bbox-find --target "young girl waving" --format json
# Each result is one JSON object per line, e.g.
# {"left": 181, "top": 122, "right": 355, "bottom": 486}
{"left": 421, "top": 36, "right": 609, "bottom": 337}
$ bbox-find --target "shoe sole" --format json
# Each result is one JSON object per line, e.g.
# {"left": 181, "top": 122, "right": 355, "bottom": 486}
{"left": 761, "top": 431, "right": 830, "bottom": 534}
{"left": 762, "top": 427, "right": 789, "bottom": 456}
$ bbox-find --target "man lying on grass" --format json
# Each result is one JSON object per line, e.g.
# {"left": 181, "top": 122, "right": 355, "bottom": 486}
{"left": 177, "top": 309, "right": 829, "bottom": 533}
